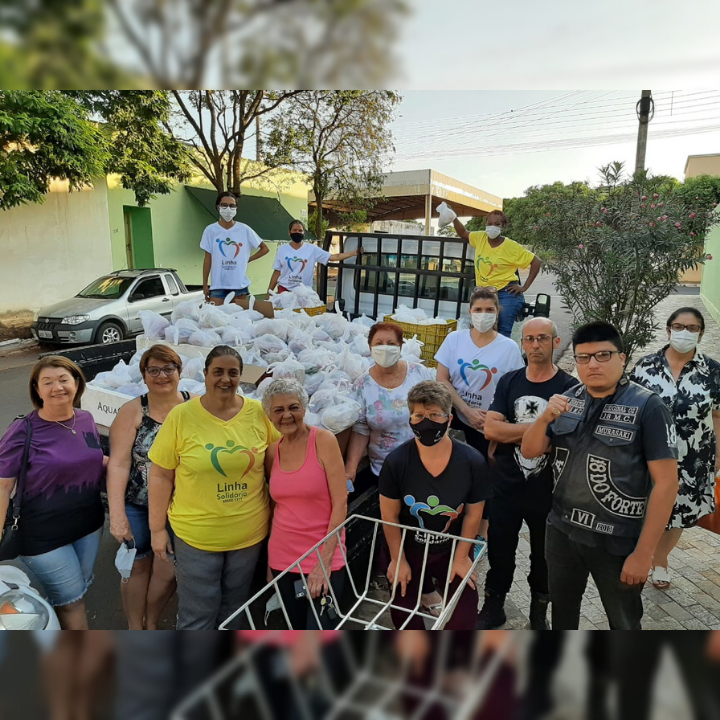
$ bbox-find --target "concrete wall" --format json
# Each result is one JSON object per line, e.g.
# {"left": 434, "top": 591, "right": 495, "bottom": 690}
{"left": 685, "top": 155, "right": 720, "bottom": 178}
{"left": 0, "top": 178, "right": 114, "bottom": 325}
{"left": 107, "top": 170, "right": 310, "bottom": 292}
{"left": 700, "top": 220, "right": 720, "bottom": 325}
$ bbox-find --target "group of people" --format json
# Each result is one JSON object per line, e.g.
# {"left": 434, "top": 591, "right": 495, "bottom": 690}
{"left": 1, "top": 190, "right": 719, "bottom": 634}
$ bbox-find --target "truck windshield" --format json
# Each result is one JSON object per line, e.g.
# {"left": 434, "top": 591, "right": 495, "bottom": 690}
{"left": 77, "top": 276, "right": 134, "bottom": 299}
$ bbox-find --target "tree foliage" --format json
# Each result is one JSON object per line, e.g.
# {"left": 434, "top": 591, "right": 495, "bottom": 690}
{"left": 0, "top": 90, "right": 108, "bottom": 209}
{"left": 1, "top": 90, "right": 192, "bottom": 209}
{"left": 272, "top": 91, "right": 400, "bottom": 240}
{"left": 522, "top": 162, "right": 718, "bottom": 358}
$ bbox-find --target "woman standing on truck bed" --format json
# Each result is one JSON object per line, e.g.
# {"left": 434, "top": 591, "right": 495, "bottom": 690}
{"left": 201, "top": 191, "right": 270, "bottom": 305}
{"left": 444, "top": 205, "right": 542, "bottom": 337}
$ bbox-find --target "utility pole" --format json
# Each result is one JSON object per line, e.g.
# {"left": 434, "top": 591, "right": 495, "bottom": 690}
{"left": 635, "top": 90, "right": 654, "bottom": 173}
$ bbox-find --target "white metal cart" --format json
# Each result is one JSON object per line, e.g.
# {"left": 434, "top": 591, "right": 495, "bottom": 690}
{"left": 220, "top": 514, "right": 487, "bottom": 632}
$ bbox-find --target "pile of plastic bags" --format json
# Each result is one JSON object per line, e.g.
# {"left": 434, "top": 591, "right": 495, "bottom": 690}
{"left": 268, "top": 285, "right": 325, "bottom": 310}
{"left": 390, "top": 304, "right": 448, "bottom": 326}
{"left": 89, "top": 299, "right": 438, "bottom": 434}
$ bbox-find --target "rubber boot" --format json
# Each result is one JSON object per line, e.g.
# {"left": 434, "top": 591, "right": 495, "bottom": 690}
{"left": 529, "top": 592, "right": 550, "bottom": 630}
{"left": 475, "top": 592, "right": 507, "bottom": 630}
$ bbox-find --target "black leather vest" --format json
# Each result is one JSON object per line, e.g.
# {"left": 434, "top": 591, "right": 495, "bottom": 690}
{"left": 550, "top": 377, "right": 673, "bottom": 538}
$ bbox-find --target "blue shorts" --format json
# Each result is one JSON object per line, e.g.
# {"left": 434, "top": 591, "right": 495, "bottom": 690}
{"left": 209, "top": 288, "right": 249, "bottom": 300}
{"left": 21, "top": 527, "right": 102, "bottom": 607}
{"left": 125, "top": 503, "right": 176, "bottom": 560}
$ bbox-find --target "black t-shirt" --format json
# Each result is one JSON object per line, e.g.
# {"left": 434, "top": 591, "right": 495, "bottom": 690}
{"left": 489, "top": 367, "right": 578, "bottom": 491}
{"left": 378, "top": 438, "right": 491, "bottom": 553}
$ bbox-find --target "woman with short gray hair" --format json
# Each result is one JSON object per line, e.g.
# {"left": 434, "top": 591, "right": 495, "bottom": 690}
{"left": 379, "top": 380, "right": 491, "bottom": 629}
{"left": 263, "top": 378, "right": 348, "bottom": 629}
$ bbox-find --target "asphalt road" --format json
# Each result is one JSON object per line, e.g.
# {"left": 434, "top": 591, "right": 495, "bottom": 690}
{"left": 0, "top": 281, "right": 699, "bottom": 630}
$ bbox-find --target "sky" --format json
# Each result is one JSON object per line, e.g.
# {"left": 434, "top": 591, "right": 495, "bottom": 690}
{"left": 387, "top": 90, "right": 720, "bottom": 199}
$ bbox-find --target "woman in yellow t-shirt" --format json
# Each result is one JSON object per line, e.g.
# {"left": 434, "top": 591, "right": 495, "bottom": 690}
{"left": 148, "top": 345, "right": 280, "bottom": 630}
{"left": 449, "top": 208, "right": 542, "bottom": 337}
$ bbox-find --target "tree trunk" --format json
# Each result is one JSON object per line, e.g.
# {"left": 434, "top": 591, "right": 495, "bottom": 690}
{"left": 314, "top": 196, "right": 324, "bottom": 242}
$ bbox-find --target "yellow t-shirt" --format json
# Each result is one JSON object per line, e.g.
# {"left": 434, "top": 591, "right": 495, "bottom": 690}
{"left": 468, "top": 231, "right": 535, "bottom": 290}
{"left": 149, "top": 397, "right": 281, "bottom": 552}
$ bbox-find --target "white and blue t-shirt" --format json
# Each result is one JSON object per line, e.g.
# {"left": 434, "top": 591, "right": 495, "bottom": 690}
{"left": 435, "top": 330, "right": 524, "bottom": 425}
{"left": 200, "top": 221, "right": 262, "bottom": 290}
{"left": 272, "top": 242, "right": 331, "bottom": 289}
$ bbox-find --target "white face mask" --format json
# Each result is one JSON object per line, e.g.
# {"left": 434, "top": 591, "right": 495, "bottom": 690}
{"left": 670, "top": 329, "right": 700, "bottom": 354}
{"left": 486, "top": 225, "right": 502, "bottom": 240}
{"left": 471, "top": 312, "right": 497, "bottom": 333}
{"left": 219, "top": 206, "right": 237, "bottom": 222}
{"left": 371, "top": 345, "right": 402, "bottom": 368}
{"left": 115, "top": 541, "right": 137, "bottom": 584}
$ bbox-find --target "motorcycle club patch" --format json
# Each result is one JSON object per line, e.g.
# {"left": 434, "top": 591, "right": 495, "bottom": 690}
{"left": 586, "top": 454, "right": 646, "bottom": 518}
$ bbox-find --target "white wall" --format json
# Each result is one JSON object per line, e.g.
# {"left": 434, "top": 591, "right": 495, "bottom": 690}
{"left": 0, "top": 178, "right": 114, "bottom": 324}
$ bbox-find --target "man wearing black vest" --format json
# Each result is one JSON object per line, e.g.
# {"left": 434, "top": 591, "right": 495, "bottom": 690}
{"left": 522, "top": 321, "right": 679, "bottom": 630}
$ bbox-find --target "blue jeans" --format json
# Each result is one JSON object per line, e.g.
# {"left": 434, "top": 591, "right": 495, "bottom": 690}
{"left": 125, "top": 503, "right": 175, "bottom": 560}
{"left": 21, "top": 527, "right": 102, "bottom": 607}
{"left": 496, "top": 286, "right": 525, "bottom": 337}
{"left": 209, "top": 287, "right": 249, "bottom": 299}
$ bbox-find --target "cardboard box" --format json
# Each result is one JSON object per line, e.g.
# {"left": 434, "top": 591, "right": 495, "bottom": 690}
{"left": 233, "top": 295, "right": 275, "bottom": 318}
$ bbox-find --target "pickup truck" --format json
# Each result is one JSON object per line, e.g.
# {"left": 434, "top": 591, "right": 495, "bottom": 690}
{"left": 32, "top": 268, "right": 204, "bottom": 345}
{"left": 318, "top": 231, "right": 550, "bottom": 321}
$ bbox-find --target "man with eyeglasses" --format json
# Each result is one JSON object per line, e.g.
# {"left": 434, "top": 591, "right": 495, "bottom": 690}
{"left": 477, "top": 317, "right": 577, "bottom": 631}
{"left": 521, "top": 320, "right": 679, "bottom": 630}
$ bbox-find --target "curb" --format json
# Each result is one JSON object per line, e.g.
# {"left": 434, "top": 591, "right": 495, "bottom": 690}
{"left": 0, "top": 338, "right": 38, "bottom": 352}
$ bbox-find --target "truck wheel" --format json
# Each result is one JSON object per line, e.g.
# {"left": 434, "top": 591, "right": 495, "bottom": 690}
{"left": 96, "top": 322, "right": 124, "bottom": 345}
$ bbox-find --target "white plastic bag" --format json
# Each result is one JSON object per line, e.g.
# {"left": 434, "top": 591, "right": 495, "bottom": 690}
{"left": 269, "top": 356, "right": 306, "bottom": 385}
{"left": 199, "top": 304, "right": 231, "bottom": 329}
{"left": 352, "top": 335, "right": 371, "bottom": 357}
{"left": 138, "top": 310, "right": 170, "bottom": 340}
{"left": 308, "top": 388, "right": 338, "bottom": 414}
{"left": 188, "top": 329, "right": 221, "bottom": 347}
{"left": 181, "top": 357, "right": 205, "bottom": 382}
{"left": 401, "top": 334, "right": 425, "bottom": 360}
{"left": 219, "top": 326, "right": 246, "bottom": 346}
{"left": 171, "top": 299, "right": 201, "bottom": 324}
{"left": 114, "top": 382, "right": 147, "bottom": 398}
{"left": 255, "top": 318, "right": 293, "bottom": 343}
{"left": 264, "top": 349, "right": 292, "bottom": 366}
{"left": 335, "top": 346, "right": 369, "bottom": 381}
{"left": 268, "top": 290, "right": 299, "bottom": 310}
{"left": 304, "top": 411, "right": 323, "bottom": 427}
{"left": 254, "top": 376, "right": 275, "bottom": 400}
{"left": 103, "top": 360, "right": 132, "bottom": 388}
{"left": 169, "top": 318, "right": 201, "bottom": 344}
{"left": 321, "top": 400, "right": 362, "bottom": 433}
{"left": 178, "top": 378, "right": 206, "bottom": 395}
{"left": 314, "top": 310, "right": 348, "bottom": 340}
{"left": 291, "top": 285, "right": 324, "bottom": 309}
{"left": 352, "top": 314, "right": 376, "bottom": 329}
{"left": 303, "top": 371, "right": 327, "bottom": 395}
{"left": 254, "top": 334, "right": 289, "bottom": 357}
{"left": 240, "top": 349, "right": 268, "bottom": 368}
{"left": 437, "top": 201, "right": 457, "bottom": 229}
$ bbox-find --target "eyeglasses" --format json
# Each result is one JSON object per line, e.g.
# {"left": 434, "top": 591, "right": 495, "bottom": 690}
{"left": 410, "top": 412, "right": 449, "bottom": 424}
{"left": 218, "top": 203, "right": 237, "bottom": 209}
{"left": 522, "top": 334, "right": 555, "bottom": 344}
{"left": 670, "top": 323, "right": 701, "bottom": 333}
{"left": 573, "top": 351, "right": 621, "bottom": 364}
{"left": 145, "top": 365, "right": 178, "bottom": 377}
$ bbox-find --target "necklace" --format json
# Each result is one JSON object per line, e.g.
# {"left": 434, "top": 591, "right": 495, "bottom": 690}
{"left": 54, "top": 410, "right": 77, "bottom": 435}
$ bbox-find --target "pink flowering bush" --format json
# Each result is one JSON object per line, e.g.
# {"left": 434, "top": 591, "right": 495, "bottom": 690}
{"left": 526, "top": 162, "right": 719, "bottom": 357}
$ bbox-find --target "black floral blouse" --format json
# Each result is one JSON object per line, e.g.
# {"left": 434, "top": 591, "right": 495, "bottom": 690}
{"left": 630, "top": 346, "right": 720, "bottom": 528}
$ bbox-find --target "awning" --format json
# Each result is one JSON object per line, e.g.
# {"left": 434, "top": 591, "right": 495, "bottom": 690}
{"left": 185, "top": 186, "right": 315, "bottom": 241}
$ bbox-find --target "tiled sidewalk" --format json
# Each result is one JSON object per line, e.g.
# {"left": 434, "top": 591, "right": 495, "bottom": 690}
{"left": 492, "top": 293, "right": 720, "bottom": 630}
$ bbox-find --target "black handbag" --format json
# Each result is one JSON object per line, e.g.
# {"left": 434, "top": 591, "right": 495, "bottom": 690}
{"left": 0, "top": 416, "right": 33, "bottom": 561}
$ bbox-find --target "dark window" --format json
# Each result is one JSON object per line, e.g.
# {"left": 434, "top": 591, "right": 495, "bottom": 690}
{"left": 129, "top": 277, "right": 165, "bottom": 301}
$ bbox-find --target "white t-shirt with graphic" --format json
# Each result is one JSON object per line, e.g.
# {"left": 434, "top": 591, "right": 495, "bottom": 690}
{"left": 200, "top": 221, "right": 262, "bottom": 290}
{"left": 272, "top": 242, "right": 332, "bottom": 289}
{"left": 434, "top": 330, "right": 525, "bottom": 425}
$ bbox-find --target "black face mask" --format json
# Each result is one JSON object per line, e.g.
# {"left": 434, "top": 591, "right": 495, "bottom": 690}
{"left": 410, "top": 418, "right": 449, "bottom": 447}
{"left": 290, "top": 232, "right": 304, "bottom": 243}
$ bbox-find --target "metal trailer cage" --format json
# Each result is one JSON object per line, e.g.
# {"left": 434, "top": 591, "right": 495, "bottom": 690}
{"left": 220, "top": 515, "right": 487, "bottom": 632}
{"left": 172, "top": 631, "right": 516, "bottom": 720}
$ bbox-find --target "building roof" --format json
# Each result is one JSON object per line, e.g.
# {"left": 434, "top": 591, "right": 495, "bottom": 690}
{"left": 185, "top": 186, "right": 316, "bottom": 241}
{"left": 309, "top": 169, "right": 503, "bottom": 224}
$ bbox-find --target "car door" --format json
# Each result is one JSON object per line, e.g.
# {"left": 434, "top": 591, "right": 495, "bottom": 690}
{"left": 125, "top": 275, "right": 173, "bottom": 333}
{"left": 163, "top": 272, "right": 182, "bottom": 310}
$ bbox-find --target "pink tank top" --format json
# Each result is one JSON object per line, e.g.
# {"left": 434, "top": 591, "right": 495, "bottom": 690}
{"left": 268, "top": 426, "right": 346, "bottom": 574}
